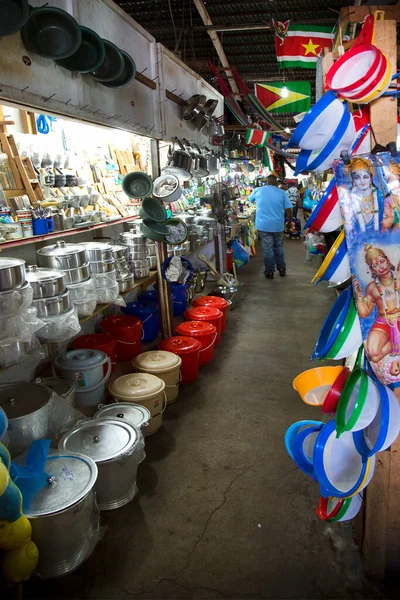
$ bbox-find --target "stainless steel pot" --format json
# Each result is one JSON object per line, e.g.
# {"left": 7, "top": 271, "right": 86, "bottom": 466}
{"left": 0, "top": 382, "right": 51, "bottom": 457}
{"left": 26, "top": 266, "right": 66, "bottom": 299}
{"left": 0, "top": 338, "right": 37, "bottom": 369}
{"left": 163, "top": 138, "right": 192, "bottom": 180}
{"left": 0, "top": 281, "right": 33, "bottom": 315}
{"left": 37, "top": 241, "right": 87, "bottom": 269}
{"left": 25, "top": 450, "right": 99, "bottom": 578}
{"left": 32, "top": 290, "right": 72, "bottom": 317}
{"left": 147, "top": 255, "right": 157, "bottom": 269}
{"left": 119, "top": 230, "right": 147, "bottom": 247}
{"left": 79, "top": 242, "right": 113, "bottom": 262}
{"left": 110, "top": 245, "right": 129, "bottom": 261}
{"left": 117, "top": 273, "right": 135, "bottom": 293}
{"left": 182, "top": 94, "right": 206, "bottom": 121}
{"left": 127, "top": 250, "right": 148, "bottom": 261}
{"left": 133, "top": 267, "right": 150, "bottom": 279}
{"left": 181, "top": 240, "right": 191, "bottom": 254}
{"left": 89, "top": 259, "right": 116, "bottom": 274}
{"left": 115, "top": 259, "right": 128, "bottom": 272}
{"left": 130, "top": 259, "right": 148, "bottom": 269}
{"left": 192, "top": 143, "right": 209, "bottom": 178}
{"left": 0, "top": 257, "right": 26, "bottom": 292}
{"left": 59, "top": 419, "right": 144, "bottom": 511}
{"left": 146, "top": 243, "right": 156, "bottom": 256}
{"left": 123, "top": 220, "right": 142, "bottom": 233}
{"left": 168, "top": 247, "right": 183, "bottom": 256}
{"left": 36, "top": 376, "right": 76, "bottom": 408}
{"left": 63, "top": 263, "right": 91, "bottom": 284}
{"left": 204, "top": 147, "right": 219, "bottom": 175}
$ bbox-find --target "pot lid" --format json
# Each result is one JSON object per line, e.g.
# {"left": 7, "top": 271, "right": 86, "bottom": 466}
{"left": 37, "top": 240, "right": 86, "bottom": 257}
{"left": 176, "top": 320, "right": 216, "bottom": 336}
{"left": 94, "top": 402, "right": 151, "bottom": 428}
{"left": 25, "top": 450, "right": 98, "bottom": 517}
{"left": 79, "top": 242, "right": 112, "bottom": 250}
{"left": 193, "top": 296, "right": 229, "bottom": 309}
{"left": 57, "top": 349, "right": 107, "bottom": 368}
{"left": 133, "top": 350, "right": 181, "bottom": 373}
{"left": 26, "top": 266, "right": 65, "bottom": 283}
{"left": 0, "top": 383, "right": 50, "bottom": 420}
{"left": 0, "top": 257, "right": 25, "bottom": 269}
{"left": 36, "top": 377, "right": 74, "bottom": 398}
{"left": 159, "top": 336, "right": 202, "bottom": 354}
{"left": 110, "top": 244, "right": 128, "bottom": 253}
{"left": 110, "top": 373, "right": 165, "bottom": 400}
{"left": 184, "top": 306, "right": 223, "bottom": 320}
{"left": 60, "top": 419, "right": 138, "bottom": 463}
{"left": 119, "top": 231, "right": 146, "bottom": 241}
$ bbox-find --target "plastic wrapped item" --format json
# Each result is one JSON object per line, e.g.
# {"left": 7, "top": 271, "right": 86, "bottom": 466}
{"left": 0, "top": 335, "right": 44, "bottom": 369}
{"left": 0, "top": 307, "right": 45, "bottom": 343}
{"left": 46, "top": 391, "right": 86, "bottom": 441}
{"left": 0, "top": 283, "right": 33, "bottom": 316}
{"left": 36, "top": 307, "right": 81, "bottom": 342}
{"left": 95, "top": 281, "right": 125, "bottom": 306}
{"left": 92, "top": 271, "right": 117, "bottom": 288}
{"left": 68, "top": 278, "right": 97, "bottom": 303}
{"left": 74, "top": 299, "right": 97, "bottom": 317}
{"left": 231, "top": 239, "right": 250, "bottom": 267}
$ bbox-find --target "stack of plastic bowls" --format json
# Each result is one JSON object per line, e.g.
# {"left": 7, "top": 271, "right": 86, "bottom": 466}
{"left": 303, "top": 179, "right": 343, "bottom": 234}
{"left": 311, "top": 230, "right": 350, "bottom": 286}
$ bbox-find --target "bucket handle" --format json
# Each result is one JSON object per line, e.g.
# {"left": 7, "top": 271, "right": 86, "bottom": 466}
{"left": 199, "top": 332, "right": 218, "bottom": 353}
{"left": 74, "top": 357, "right": 112, "bottom": 394}
{"left": 161, "top": 390, "right": 168, "bottom": 413}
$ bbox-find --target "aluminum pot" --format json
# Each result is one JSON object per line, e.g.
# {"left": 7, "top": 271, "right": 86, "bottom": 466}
{"left": 181, "top": 240, "right": 191, "bottom": 254}
{"left": 63, "top": 263, "right": 91, "bottom": 284}
{"left": 204, "top": 147, "right": 219, "bottom": 175}
{"left": 163, "top": 138, "right": 192, "bottom": 180}
{"left": 147, "top": 255, "right": 157, "bottom": 269}
{"left": 89, "top": 259, "right": 116, "bottom": 274}
{"left": 32, "top": 290, "right": 71, "bottom": 317}
{"left": 127, "top": 250, "right": 148, "bottom": 261}
{"left": 0, "top": 257, "right": 26, "bottom": 292}
{"left": 130, "top": 259, "right": 148, "bottom": 269}
{"left": 117, "top": 273, "right": 135, "bottom": 293}
{"left": 0, "top": 382, "right": 51, "bottom": 457}
{"left": 123, "top": 220, "right": 142, "bottom": 233}
{"left": 110, "top": 245, "right": 129, "bottom": 261}
{"left": 0, "top": 338, "right": 37, "bottom": 369}
{"left": 37, "top": 241, "right": 87, "bottom": 270}
{"left": 36, "top": 376, "right": 76, "bottom": 408}
{"left": 119, "top": 230, "right": 147, "bottom": 247}
{"left": 25, "top": 450, "right": 99, "bottom": 578}
{"left": 146, "top": 243, "right": 156, "bottom": 256}
{"left": 79, "top": 242, "right": 113, "bottom": 262}
{"left": 94, "top": 402, "right": 151, "bottom": 433}
{"left": 133, "top": 267, "right": 150, "bottom": 279}
{"left": 0, "top": 281, "right": 33, "bottom": 315}
{"left": 59, "top": 419, "right": 144, "bottom": 511}
{"left": 26, "top": 266, "right": 66, "bottom": 299}
{"left": 191, "top": 143, "right": 209, "bottom": 178}
{"left": 168, "top": 247, "right": 183, "bottom": 257}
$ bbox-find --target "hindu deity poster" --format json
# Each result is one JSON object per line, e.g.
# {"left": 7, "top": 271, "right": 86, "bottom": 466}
{"left": 334, "top": 152, "right": 400, "bottom": 387}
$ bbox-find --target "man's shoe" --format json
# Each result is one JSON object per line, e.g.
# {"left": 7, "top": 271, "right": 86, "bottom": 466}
{"left": 278, "top": 268, "right": 286, "bottom": 277}
{"left": 265, "top": 272, "right": 274, "bottom": 279}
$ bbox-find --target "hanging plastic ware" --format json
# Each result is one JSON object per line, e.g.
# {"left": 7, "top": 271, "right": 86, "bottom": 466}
{"left": 313, "top": 420, "right": 374, "bottom": 498}
{"left": 290, "top": 422, "right": 323, "bottom": 479}
{"left": 303, "top": 180, "right": 342, "bottom": 234}
{"left": 329, "top": 493, "right": 363, "bottom": 522}
{"left": 321, "top": 367, "right": 351, "bottom": 414}
{"left": 335, "top": 367, "right": 380, "bottom": 436}
{"left": 312, "top": 287, "right": 352, "bottom": 360}
{"left": 311, "top": 230, "right": 350, "bottom": 286}
{"left": 353, "top": 380, "right": 400, "bottom": 460}
{"left": 343, "top": 51, "right": 390, "bottom": 102}
{"left": 324, "top": 295, "right": 362, "bottom": 361}
{"left": 284, "top": 420, "right": 324, "bottom": 460}
{"left": 316, "top": 494, "right": 363, "bottom": 522}
{"left": 292, "top": 366, "right": 344, "bottom": 406}
{"left": 286, "top": 91, "right": 346, "bottom": 150}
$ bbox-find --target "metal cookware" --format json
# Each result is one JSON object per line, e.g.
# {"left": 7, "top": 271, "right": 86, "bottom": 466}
{"left": 0, "top": 281, "right": 33, "bottom": 314}
{"left": 192, "top": 143, "right": 209, "bottom": 178}
{"left": 163, "top": 138, "right": 192, "bottom": 180}
{"left": 146, "top": 243, "right": 156, "bottom": 256}
{"left": 37, "top": 376, "right": 76, "bottom": 408}
{"left": 25, "top": 450, "right": 99, "bottom": 578}
{"left": 127, "top": 250, "right": 148, "bottom": 261}
{"left": 117, "top": 273, "right": 135, "bottom": 293}
{"left": 0, "top": 257, "right": 26, "bottom": 292}
{"left": 0, "top": 338, "right": 37, "bottom": 369}
{"left": 204, "top": 147, "right": 220, "bottom": 175}
{"left": 168, "top": 247, "right": 184, "bottom": 257}
{"left": 79, "top": 242, "right": 113, "bottom": 262}
{"left": 123, "top": 219, "right": 142, "bottom": 233}
{"left": 37, "top": 241, "right": 87, "bottom": 269}
{"left": 119, "top": 230, "right": 147, "bottom": 247}
{"left": 147, "top": 255, "right": 157, "bottom": 269}
{"left": 59, "top": 419, "right": 144, "bottom": 511}
{"left": 0, "top": 382, "right": 51, "bottom": 457}
{"left": 63, "top": 263, "right": 91, "bottom": 284}
{"left": 32, "top": 289, "right": 72, "bottom": 317}
{"left": 130, "top": 259, "right": 148, "bottom": 269}
{"left": 26, "top": 266, "right": 66, "bottom": 299}
{"left": 94, "top": 402, "right": 151, "bottom": 432}
{"left": 182, "top": 94, "right": 206, "bottom": 121}
{"left": 181, "top": 240, "right": 191, "bottom": 254}
{"left": 133, "top": 267, "right": 150, "bottom": 279}
{"left": 89, "top": 259, "right": 116, "bottom": 274}
{"left": 110, "top": 245, "right": 129, "bottom": 261}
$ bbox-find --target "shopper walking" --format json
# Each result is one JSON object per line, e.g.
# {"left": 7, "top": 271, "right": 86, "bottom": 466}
{"left": 249, "top": 175, "right": 293, "bottom": 279}
{"left": 287, "top": 182, "right": 300, "bottom": 219}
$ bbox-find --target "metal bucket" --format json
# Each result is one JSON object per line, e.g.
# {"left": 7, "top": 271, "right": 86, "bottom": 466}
{"left": 0, "top": 383, "right": 51, "bottom": 457}
{"left": 59, "top": 419, "right": 144, "bottom": 511}
{"left": 26, "top": 450, "right": 99, "bottom": 579}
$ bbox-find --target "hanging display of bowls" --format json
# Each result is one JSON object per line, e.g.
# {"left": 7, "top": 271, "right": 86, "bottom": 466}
{"left": 55, "top": 26, "right": 105, "bottom": 73}
{"left": 163, "top": 218, "right": 188, "bottom": 246}
{"left": 312, "top": 287, "right": 352, "bottom": 360}
{"left": 321, "top": 367, "right": 351, "bottom": 414}
{"left": 152, "top": 174, "right": 182, "bottom": 203}
{"left": 286, "top": 91, "right": 347, "bottom": 150}
{"left": 284, "top": 420, "right": 324, "bottom": 460}
{"left": 311, "top": 230, "right": 350, "bottom": 286}
{"left": 336, "top": 368, "right": 381, "bottom": 436}
{"left": 290, "top": 421, "right": 324, "bottom": 479}
{"left": 101, "top": 50, "right": 136, "bottom": 89}
{"left": 89, "top": 39, "right": 125, "bottom": 82}
{"left": 292, "top": 366, "right": 344, "bottom": 407}
{"left": 122, "top": 173, "right": 153, "bottom": 199}
{"left": 21, "top": 6, "right": 82, "bottom": 60}
{"left": 139, "top": 196, "right": 166, "bottom": 221}
{"left": 303, "top": 180, "right": 342, "bottom": 234}
{"left": 323, "top": 295, "right": 362, "bottom": 361}
{"left": 1, "top": 0, "right": 29, "bottom": 37}
{"left": 316, "top": 493, "right": 363, "bottom": 522}
{"left": 343, "top": 52, "right": 391, "bottom": 103}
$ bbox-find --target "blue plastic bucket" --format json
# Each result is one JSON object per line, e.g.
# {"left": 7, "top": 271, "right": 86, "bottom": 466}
{"left": 171, "top": 283, "right": 187, "bottom": 316}
{"left": 122, "top": 301, "right": 159, "bottom": 343}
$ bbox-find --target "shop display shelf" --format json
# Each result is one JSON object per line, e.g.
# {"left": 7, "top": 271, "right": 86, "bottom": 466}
{"left": 0, "top": 216, "right": 139, "bottom": 250}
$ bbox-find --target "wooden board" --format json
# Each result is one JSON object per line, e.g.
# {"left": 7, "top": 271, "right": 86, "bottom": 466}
{"left": 386, "top": 437, "right": 400, "bottom": 576}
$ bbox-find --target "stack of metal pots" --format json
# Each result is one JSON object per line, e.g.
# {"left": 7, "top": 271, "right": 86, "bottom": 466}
{"left": 167, "top": 240, "right": 191, "bottom": 257}
{"left": 27, "top": 266, "right": 72, "bottom": 319}
{"left": 119, "top": 229, "right": 149, "bottom": 279}
{"left": 110, "top": 244, "right": 135, "bottom": 293}
{"left": 78, "top": 242, "right": 120, "bottom": 304}
{"left": 147, "top": 241, "right": 157, "bottom": 270}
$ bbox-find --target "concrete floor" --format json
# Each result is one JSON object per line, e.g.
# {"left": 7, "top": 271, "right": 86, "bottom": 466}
{"left": 26, "top": 241, "right": 385, "bottom": 600}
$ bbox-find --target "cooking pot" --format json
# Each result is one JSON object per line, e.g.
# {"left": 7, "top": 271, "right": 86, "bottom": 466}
{"left": 63, "top": 262, "right": 91, "bottom": 284}
{"left": 32, "top": 289, "right": 72, "bottom": 317}
{"left": 25, "top": 450, "right": 99, "bottom": 578}
{"left": 130, "top": 258, "right": 148, "bottom": 269}
{"left": 133, "top": 267, "right": 150, "bottom": 279}
{"left": 110, "top": 244, "right": 129, "bottom": 261}
{"left": 191, "top": 143, "right": 209, "bottom": 178}
{"left": 37, "top": 376, "right": 76, "bottom": 408}
{"left": 117, "top": 273, "right": 135, "bottom": 293}
{"left": 0, "top": 257, "right": 26, "bottom": 292}
{"left": 94, "top": 402, "right": 151, "bottom": 432}
{"left": 163, "top": 138, "right": 192, "bottom": 180}
{"left": 0, "top": 382, "right": 51, "bottom": 457}
{"left": 123, "top": 219, "right": 142, "bottom": 233}
{"left": 89, "top": 259, "right": 116, "bottom": 274}
{"left": 147, "top": 255, "right": 157, "bottom": 269}
{"left": 59, "top": 419, "right": 144, "bottom": 511}
{"left": 152, "top": 174, "right": 182, "bottom": 203}
{"left": 147, "top": 243, "right": 156, "bottom": 256}
{"left": 53, "top": 349, "right": 111, "bottom": 415}
{"left": 182, "top": 94, "right": 206, "bottom": 121}
{"left": 126, "top": 249, "right": 148, "bottom": 260}
{"left": 37, "top": 241, "right": 87, "bottom": 269}
{"left": 203, "top": 147, "right": 219, "bottom": 175}
{"left": 119, "top": 230, "right": 147, "bottom": 247}
{"left": 79, "top": 242, "right": 113, "bottom": 262}
{"left": 0, "top": 338, "right": 37, "bottom": 369}
{"left": 0, "top": 281, "right": 33, "bottom": 314}
{"left": 26, "top": 265, "right": 66, "bottom": 299}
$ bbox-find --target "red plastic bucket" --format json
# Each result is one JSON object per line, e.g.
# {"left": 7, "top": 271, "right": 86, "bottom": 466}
{"left": 159, "top": 336, "right": 202, "bottom": 384}
{"left": 184, "top": 306, "right": 223, "bottom": 344}
{"left": 100, "top": 315, "right": 143, "bottom": 361}
{"left": 192, "top": 296, "right": 230, "bottom": 332}
{"left": 175, "top": 320, "right": 217, "bottom": 366}
{"left": 71, "top": 334, "right": 117, "bottom": 373}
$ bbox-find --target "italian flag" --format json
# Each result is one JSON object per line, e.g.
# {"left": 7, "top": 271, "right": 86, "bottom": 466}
{"left": 275, "top": 24, "right": 335, "bottom": 69}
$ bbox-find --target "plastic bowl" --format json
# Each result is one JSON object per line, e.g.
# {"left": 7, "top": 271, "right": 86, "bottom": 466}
{"left": 56, "top": 26, "right": 105, "bottom": 73}
{"left": 141, "top": 219, "right": 170, "bottom": 241}
{"left": 336, "top": 368, "right": 380, "bottom": 436}
{"left": 139, "top": 197, "right": 166, "bottom": 222}
{"left": 123, "top": 173, "right": 154, "bottom": 200}
{"left": 291, "top": 423, "right": 323, "bottom": 479}
{"left": 321, "top": 367, "right": 351, "bottom": 414}
{"left": 316, "top": 495, "right": 345, "bottom": 521}
{"left": 101, "top": 50, "right": 136, "bottom": 89}
{"left": 89, "top": 39, "right": 125, "bottom": 82}
{"left": 324, "top": 297, "right": 362, "bottom": 361}
{"left": 303, "top": 179, "right": 339, "bottom": 233}
{"left": 163, "top": 218, "right": 188, "bottom": 245}
{"left": 21, "top": 6, "right": 82, "bottom": 60}
{"left": 284, "top": 420, "right": 323, "bottom": 460}
{"left": 293, "top": 366, "right": 344, "bottom": 406}
{"left": 312, "top": 287, "right": 352, "bottom": 360}
{"left": 311, "top": 230, "right": 350, "bottom": 286}
{"left": 330, "top": 492, "right": 363, "bottom": 521}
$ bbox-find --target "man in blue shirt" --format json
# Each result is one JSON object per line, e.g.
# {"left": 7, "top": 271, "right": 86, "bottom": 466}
{"left": 249, "top": 175, "right": 293, "bottom": 279}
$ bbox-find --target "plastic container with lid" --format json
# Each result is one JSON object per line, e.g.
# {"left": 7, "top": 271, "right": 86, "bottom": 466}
{"left": 184, "top": 306, "right": 223, "bottom": 344}
{"left": 159, "top": 336, "right": 202, "bottom": 384}
{"left": 100, "top": 314, "right": 143, "bottom": 361}
{"left": 71, "top": 333, "right": 117, "bottom": 373}
{"left": 122, "top": 301, "right": 159, "bottom": 343}
{"left": 59, "top": 419, "right": 144, "bottom": 511}
{"left": 175, "top": 320, "right": 217, "bottom": 366}
{"left": 109, "top": 373, "right": 166, "bottom": 435}
{"left": 133, "top": 350, "right": 182, "bottom": 404}
{"left": 192, "top": 296, "right": 230, "bottom": 332}
{"left": 24, "top": 450, "right": 99, "bottom": 579}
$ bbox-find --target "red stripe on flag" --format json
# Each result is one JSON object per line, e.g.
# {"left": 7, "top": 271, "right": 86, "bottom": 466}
{"left": 275, "top": 35, "right": 333, "bottom": 57}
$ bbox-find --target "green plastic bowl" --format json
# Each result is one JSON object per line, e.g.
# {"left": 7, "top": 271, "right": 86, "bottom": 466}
{"left": 141, "top": 219, "right": 170, "bottom": 241}
{"left": 101, "top": 50, "right": 136, "bottom": 89}
{"left": 56, "top": 26, "right": 105, "bottom": 73}
{"left": 123, "top": 173, "right": 153, "bottom": 199}
{"left": 139, "top": 196, "right": 167, "bottom": 222}
{"left": 21, "top": 6, "right": 82, "bottom": 60}
{"left": 89, "top": 39, "right": 124, "bottom": 82}
{"left": 163, "top": 218, "right": 188, "bottom": 245}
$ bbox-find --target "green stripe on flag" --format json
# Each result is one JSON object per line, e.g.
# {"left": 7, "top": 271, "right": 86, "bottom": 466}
{"left": 287, "top": 24, "right": 335, "bottom": 34}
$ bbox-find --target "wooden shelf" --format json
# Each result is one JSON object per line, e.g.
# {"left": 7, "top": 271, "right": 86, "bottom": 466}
{"left": 0, "top": 216, "right": 138, "bottom": 251}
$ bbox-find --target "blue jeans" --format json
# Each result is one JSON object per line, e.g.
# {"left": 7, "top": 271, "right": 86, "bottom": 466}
{"left": 259, "top": 231, "right": 286, "bottom": 274}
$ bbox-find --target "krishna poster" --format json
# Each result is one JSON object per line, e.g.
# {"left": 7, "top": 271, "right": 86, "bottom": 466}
{"left": 334, "top": 152, "right": 400, "bottom": 386}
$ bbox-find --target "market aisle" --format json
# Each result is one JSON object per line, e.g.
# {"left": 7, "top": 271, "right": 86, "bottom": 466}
{"left": 28, "top": 242, "right": 383, "bottom": 600}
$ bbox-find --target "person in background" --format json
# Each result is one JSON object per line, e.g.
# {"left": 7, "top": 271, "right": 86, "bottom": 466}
{"left": 287, "top": 182, "right": 300, "bottom": 219}
{"left": 249, "top": 174, "right": 293, "bottom": 279}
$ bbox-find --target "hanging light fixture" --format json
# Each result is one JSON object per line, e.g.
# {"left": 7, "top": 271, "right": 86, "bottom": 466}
{"left": 281, "top": 85, "right": 289, "bottom": 98}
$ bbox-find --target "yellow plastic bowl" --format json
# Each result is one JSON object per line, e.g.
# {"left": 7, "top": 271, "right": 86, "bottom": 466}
{"left": 293, "top": 366, "right": 344, "bottom": 406}
{"left": 311, "top": 229, "right": 345, "bottom": 284}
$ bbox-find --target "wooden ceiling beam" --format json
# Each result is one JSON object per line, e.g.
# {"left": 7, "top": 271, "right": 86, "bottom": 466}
{"left": 341, "top": 5, "right": 400, "bottom": 22}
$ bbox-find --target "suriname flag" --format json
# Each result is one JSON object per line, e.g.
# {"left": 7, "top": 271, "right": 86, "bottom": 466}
{"left": 274, "top": 23, "right": 335, "bottom": 69}
{"left": 254, "top": 81, "right": 311, "bottom": 114}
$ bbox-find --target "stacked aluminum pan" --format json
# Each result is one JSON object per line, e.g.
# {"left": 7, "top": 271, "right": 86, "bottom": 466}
{"left": 78, "top": 242, "right": 119, "bottom": 304}
{"left": 110, "top": 245, "right": 135, "bottom": 293}
{"left": 119, "top": 230, "right": 149, "bottom": 279}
